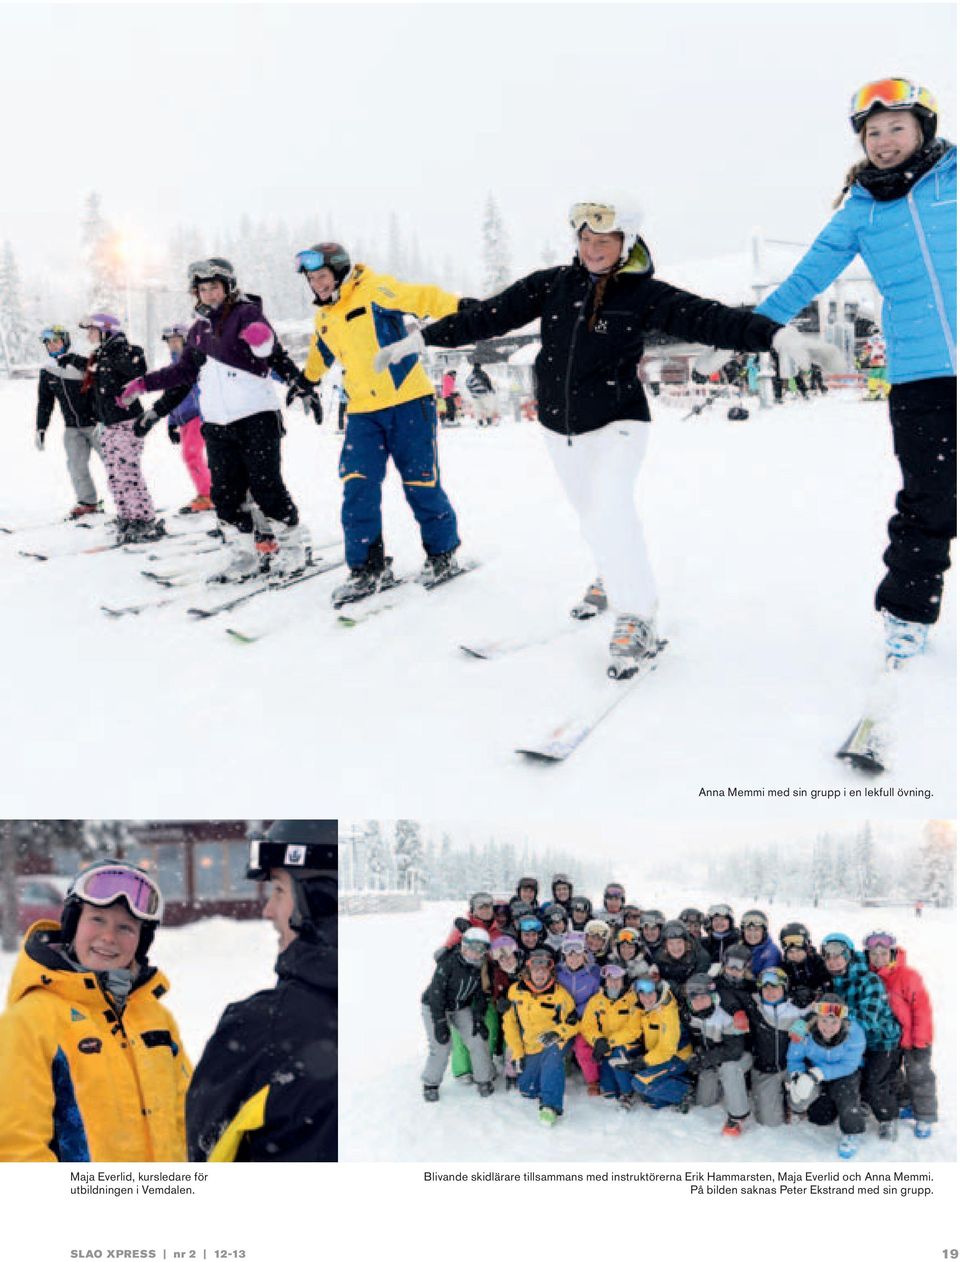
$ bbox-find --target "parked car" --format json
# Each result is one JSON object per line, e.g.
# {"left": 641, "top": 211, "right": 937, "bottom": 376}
{"left": 16, "top": 876, "right": 66, "bottom": 933}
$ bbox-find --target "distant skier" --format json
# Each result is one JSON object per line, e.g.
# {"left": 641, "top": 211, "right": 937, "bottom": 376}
{"left": 158, "top": 324, "right": 213, "bottom": 515}
{"left": 374, "top": 197, "right": 835, "bottom": 678}
{"left": 465, "top": 361, "right": 498, "bottom": 426}
{"left": 186, "top": 821, "right": 337, "bottom": 1161}
{"left": 754, "top": 78, "right": 955, "bottom": 664}
{"left": 35, "top": 324, "right": 103, "bottom": 519}
{"left": 80, "top": 312, "right": 165, "bottom": 543}
{"left": 118, "top": 258, "right": 312, "bottom": 580}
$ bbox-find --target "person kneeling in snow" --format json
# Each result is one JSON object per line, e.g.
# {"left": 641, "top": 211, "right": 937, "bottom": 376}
{"left": 744, "top": 967, "right": 806, "bottom": 1127}
{"left": 607, "top": 974, "right": 692, "bottom": 1111}
{"left": 502, "top": 948, "right": 578, "bottom": 1125}
{"left": 681, "top": 973, "right": 753, "bottom": 1136}
{"left": 786, "top": 995, "right": 866, "bottom": 1159}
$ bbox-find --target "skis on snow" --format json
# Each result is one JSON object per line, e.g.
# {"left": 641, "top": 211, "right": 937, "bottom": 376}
{"left": 835, "top": 656, "right": 907, "bottom": 775}
{"left": 186, "top": 557, "right": 346, "bottom": 620}
{"left": 515, "top": 642, "right": 667, "bottom": 762}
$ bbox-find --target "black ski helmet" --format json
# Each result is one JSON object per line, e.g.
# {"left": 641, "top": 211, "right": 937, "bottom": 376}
{"left": 187, "top": 256, "right": 238, "bottom": 297}
{"left": 60, "top": 859, "right": 164, "bottom": 965}
{"left": 779, "top": 921, "right": 812, "bottom": 949}
{"left": 247, "top": 820, "right": 338, "bottom": 944}
{"left": 296, "top": 242, "right": 352, "bottom": 286}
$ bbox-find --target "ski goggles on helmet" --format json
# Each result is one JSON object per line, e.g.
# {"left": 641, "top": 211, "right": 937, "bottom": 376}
{"left": 526, "top": 948, "right": 554, "bottom": 968}
{"left": 633, "top": 977, "right": 657, "bottom": 995}
{"left": 849, "top": 78, "right": 937, "bottom": 132}
{"left": 295, "top": 248, "right": 331, "bottom": 274}
{"left": 723, "top": 957, "right": 747, "bottom": 973}
{"left": 822, "top": 942, "right": 851, "bottom": 959}
{"left": 616, "top": 928, "right": 640, "bottom": 943}
{"left": 603, "top": 884, "right": 625, "bottom": 901}
{"left": 741, "top": 912, "right": 768, "bottom": 929}
{"left": 600, "top": 963, "right": 626, "bottom": 979}
{"left": 569, "top": 202, "right": 620, "bottom": 233}
{"left": 519, "top": 916, "right": 543, "bottom": 933}
{"left": 663, "top": 922, "right": 688, "bottom": 940}
{"left": 864, "top": 932, "right": 897, "bottom": 951}
{"left": 708, "top": 904, "right": 733, "bottom": 919}
{"left": 161, "top": 324, "right": 189, "bottom": 340}
{"left": 470, "top": 892, "right": 494, "bottom": 907}
{"left": 759, "top": 968, "right": 789, "bottom": 989}
{"left": 71, "top": 864, "right": 163, "bottom": 921}
{"left": 812, "top": 999, "right": 848, "bottom": 1019}
{"left": 40, "top": 325, "right": 68, "bottom": 343}
{"left": 781, "top": 933, "right": 808, "bottom": 949}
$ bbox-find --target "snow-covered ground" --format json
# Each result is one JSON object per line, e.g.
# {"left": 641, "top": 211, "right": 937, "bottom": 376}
{"left": 0, "top": 916, "right": 278, "bottom": 1069}
{"left": 339, "top": 895, "right": 956, "bottom": 1163}
{"left": 0, "top": 379, "right": 953, "bottom": 818}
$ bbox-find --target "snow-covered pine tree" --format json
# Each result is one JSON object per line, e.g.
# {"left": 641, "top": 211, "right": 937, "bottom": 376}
{"left": 82, "top": 192, "right": 123, "bottom": 314}
{"left": 386, "top": 213, "right": 406, "bottom": 277}
{"left": 394, "top": 820, "right": 425, "bottom": 893}
{"left": 481, "top": 194, "right": 511, "bottom": 297}
{"left": 918, "top": 820, "right": 956, "bottom": 908}
{"left": 0, "top": 241, "right": 33, "bottom": 368}
{"left": 854, "top": 822, "right": 880, "bottom": 904}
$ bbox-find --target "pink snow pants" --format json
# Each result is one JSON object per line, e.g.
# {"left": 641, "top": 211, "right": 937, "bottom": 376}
{"left": 572, "top": 1034, "right": 600, "bottom": 1084}
{"left": 179, "top": 416, "right": 211, "bottom": 497}
{"left": 100, "top": 419, "right": 156, "bottom": 522}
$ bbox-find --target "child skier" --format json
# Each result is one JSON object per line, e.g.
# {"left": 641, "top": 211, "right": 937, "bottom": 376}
{"left": 786, "top": 995, "right": 867, "bottom": 1159}
{"left": 35, "top": 324, "right": 103, "bottom": 518}
{"left": 159, "top": 324, "right": 213, "bottom": 514}
{"left": 754, "top": 79, "right": 955, "bottom": 662}
{"left": 0, "top": 860, "right": 190, "bottom": 1161}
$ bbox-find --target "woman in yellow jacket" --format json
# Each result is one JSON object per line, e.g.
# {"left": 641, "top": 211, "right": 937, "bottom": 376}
{"left": 0, "top": 861, "right": 191, "bottom": 1162}
{"left": 502, "top": 948, "right": 578, "bottom": 1126}
{"left": 607, "top": 976, "right": 693, "bottom": 1111}
{"left": 295, "top": 243, "right": 468, "bottom": 605}
{"left": 580, "top": 963, "right": 644, "bottom": 1099}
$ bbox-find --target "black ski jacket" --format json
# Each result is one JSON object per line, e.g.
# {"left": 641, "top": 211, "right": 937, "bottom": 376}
{"left": 782, "top": 950, "right": 832, "bottom": 1008}
{"left": 186, "top": 932, "right": 337, "bottom": 1163}
{"left": 654, "top": 938, "right": 712, "bottom": 991}
{"left": 84, "top": 334, "right": 146, "bottom": 427}
{"left": 423, "top": 255, "right": 782, "bottom": 438}
{"left": 37, "top": 355, "right": 97, "bottom": 430}
{"left": 421, "top": 948, "right": 487, "bottom": 1025}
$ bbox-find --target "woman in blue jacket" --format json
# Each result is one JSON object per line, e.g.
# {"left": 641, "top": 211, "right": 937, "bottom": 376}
{"left": 756, "top": 79, "right": 955, "bottom": 662}
{"left": 787, "top": 996, "right": 867, "bottom": 1158}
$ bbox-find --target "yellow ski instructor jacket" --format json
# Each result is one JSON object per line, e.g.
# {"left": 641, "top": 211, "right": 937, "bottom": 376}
{"left": 304, "top": 264, "right": 460, "bottom": 413}
{"left": 0, "top": 921, "right": 191, "bottom": 1162}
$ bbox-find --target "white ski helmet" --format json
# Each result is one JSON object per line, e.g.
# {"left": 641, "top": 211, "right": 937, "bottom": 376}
{"left": 569, "top": 197, "right": 645, "bottom": 262}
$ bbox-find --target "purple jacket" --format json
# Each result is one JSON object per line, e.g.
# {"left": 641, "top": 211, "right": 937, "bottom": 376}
{"left": 557, "top": 963, "right": 601, "bottom": 1015}
{"left": 143, "top": 295, "right": 280, "bottom": 426}
{"left": 166, "top": 351, "right": 202, "bottom": 427}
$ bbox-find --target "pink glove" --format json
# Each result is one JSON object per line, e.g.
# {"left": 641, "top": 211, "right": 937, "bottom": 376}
{"left": 117, "top": 378, "right": 146, "bottom": 408}
{"left": 732, "top": 1009, "right": 749, "bottom": 1033}
{"left": 239, "top": 322, "right": 274, "bottom": 356}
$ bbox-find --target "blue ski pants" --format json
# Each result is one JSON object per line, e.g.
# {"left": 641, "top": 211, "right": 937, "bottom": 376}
{"left": 518, "top": 1043, "right": 566, "bottom": 1113}
{"left": 339, "top": 395, "right": 459, "bottom": 569}
{"left": 613, "top": 1056, "right": 692, "bottom": 1108}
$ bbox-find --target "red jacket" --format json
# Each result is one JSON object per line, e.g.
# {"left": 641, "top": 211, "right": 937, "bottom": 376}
{"left": 871, "top": 947, "right": 934, "bottom": 1049}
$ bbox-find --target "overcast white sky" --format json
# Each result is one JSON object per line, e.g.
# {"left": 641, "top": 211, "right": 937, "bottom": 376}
{"left": 1, "top": 2, "right": 955, "bottom": 283}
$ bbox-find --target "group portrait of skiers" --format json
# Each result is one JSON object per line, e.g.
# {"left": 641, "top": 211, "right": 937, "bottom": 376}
{"left": 421, "top": 875, "right": 939, "bottom": 1159}
{"left": 0, "top": 823, "right": 337, "bottom": 1164}
{"left": 29, "top": 75, "right": 953, "bottom": 675}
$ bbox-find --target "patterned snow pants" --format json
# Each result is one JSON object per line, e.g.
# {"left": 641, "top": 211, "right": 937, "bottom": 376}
{"left": 100, "top": 419, "right": 155, "bottom": 522}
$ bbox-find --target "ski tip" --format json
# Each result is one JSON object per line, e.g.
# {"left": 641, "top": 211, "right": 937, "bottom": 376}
{"left": 459, "top": 644, "right": 491, "bottom": 659}
{"left": 225, "top": 628, "right": 257, "bottom": 644}
{"left": 835, "top": 750, "right": 886, "bottom": 775}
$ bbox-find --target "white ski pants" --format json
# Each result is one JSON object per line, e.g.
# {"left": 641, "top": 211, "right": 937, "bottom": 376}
{"left": 542, "top": 420, "right": 657, "bottom": 617}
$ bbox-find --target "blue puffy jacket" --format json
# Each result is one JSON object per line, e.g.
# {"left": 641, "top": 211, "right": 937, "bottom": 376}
{"left": 787, "top": 1017, "right": 866, "bottom": 1081}
{"left": 750, "top": 937, "right": 783, "bottom": 976}
{"left": 756, "top": 147, "right": 956, "bottom": 384}
{"left": 166, "top": 351, "right": 202, "bottom": 428}
{"left": 556, "top": 963, "right": 601, "bottom": 1016}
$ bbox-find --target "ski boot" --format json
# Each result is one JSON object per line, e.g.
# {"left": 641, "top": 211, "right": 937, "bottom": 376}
{"left": 607, "top": 613, "right": 661, "bottom": 679}
{"left": 538, "top": 1106, "right": 559, "bottom": 1127}
{"left": 837, "top": 1134, "right": 861, "bottom": 1160}
{"left": 586, "top": 1082, "right": 602, "bottom": 1098}
{"left": 617, "top": 1093, "right": 637, "bottom": 1112}
{"left": 455, "top": 1073, "right": 474, "bottom": 1086}
{"left": 332, "top": 539, "right": 395, "bottom": 607}
{"left": 899, "top": 1104, "right": 915, "bottom": 1121}
{"left": 118, "top": 518, "right": 166, "bottom": 545}
{"left": 419, "top": 547, "right": 462, "bottom": 589}
{"left": 882, "top": 611, "right": 929, "bottom": 664}
{"left": 477, "top": 1081, "right": 495, "bottom": 1098}
{"left": 914, "top": 1120, "right": 933, "bottom": 1139}
{"left": 722, "top": 1115, "right": 745, "bottom": 1138}
{"left": 68, "top": 501, "right": 102, "bottom": 520}
{"left": 878, "top": 1119, "right": 898, "bottom": 1142}
{"left": 570, "top": 577, "right": 607, "bottom": 621}
{"left": 178, "top": 495, "right": 214, "bottom": 514}
{"left": 505, "top": 1076, "right": 517, "bottom": 1093}
{"left": 265, "top": 520, "right": 311, "bottom": 579}
{"left": 208, "top": 526, "right": 261, "bottom": 584}
{"left": 423, "top": 1085, "right": 440, "bottom": 1103}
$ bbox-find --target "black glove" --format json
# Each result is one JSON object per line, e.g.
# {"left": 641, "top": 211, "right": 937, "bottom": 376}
{"left": 592, "top": 1038, "right": 611, "bottom": 1064}
{"left": 433, "top": 1021, "right": 450, "bottom": 1046}
{"left": 472, "top": 1013, "right": 488, "bottom": 1038}
{"left": 496, "top": 997, "right": 511, "bottom": 1015}
{"left": 285, "top": 379, "right": 323, "bottom": 424}
{"left": 691, "top": 369, "right": 709, "bottom": 385}
{"left": 133, "top": 409, "right": 160, "bottom": 438}
{"left": 537, "top": 1030, "right": 561, "bottom": 1048}
{"left": 168, "top": 425, "right": 181, "bottom": 445}
{"left": 686, "top": 1052, "right": 704, "bottom": 1075}
{"left": 453, "top": 917, "right": 471, "bottom": 934}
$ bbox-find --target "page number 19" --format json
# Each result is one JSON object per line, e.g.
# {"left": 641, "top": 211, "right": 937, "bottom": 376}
{"left": 942, "top": 1251, "right": 958, "bottom": 1258}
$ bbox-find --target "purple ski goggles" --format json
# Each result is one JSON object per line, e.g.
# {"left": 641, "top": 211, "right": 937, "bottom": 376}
{"left": 73, "top": 865, "right": 163, "bottom": 921}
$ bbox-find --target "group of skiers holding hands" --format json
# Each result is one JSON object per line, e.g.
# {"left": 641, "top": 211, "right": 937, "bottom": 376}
{"left": 421, "top": 874, "right": 937, "bottom": 1159}
{"left": 30, "top": 75, "right": 954, "bottom": 665}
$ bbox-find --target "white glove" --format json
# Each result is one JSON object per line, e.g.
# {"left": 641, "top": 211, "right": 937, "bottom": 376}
{"left": 707, "top": 961, "right": 723, "bottom": 978}
{"left": 808, "top": 1066, "right": 824, "bottom": 1084}
{"left": 373, "top": 329, "right": 425, "bottom": 375}
{"left": 788, "top": 1071, "right": 818, "bottom": 1106}
{"left": 772, "top": 326, "right": 845, "bottom": 374}
{"left": 34, "top": 430, "right": 46, "bottom": 452}
{"left": 692, "top": 348, "right": 735, "bottom": 379}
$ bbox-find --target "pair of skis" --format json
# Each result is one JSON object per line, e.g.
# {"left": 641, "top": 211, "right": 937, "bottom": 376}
{"left": 834, "top": 656, "right": 908, "bottom": 774}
